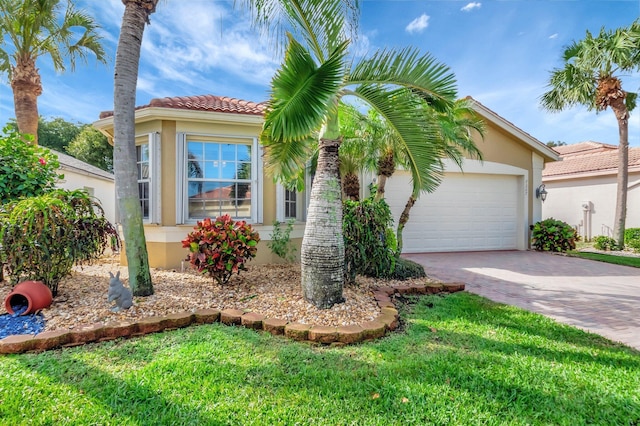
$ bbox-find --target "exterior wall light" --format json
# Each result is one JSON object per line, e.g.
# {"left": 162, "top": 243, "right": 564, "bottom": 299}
{"left": 536, "top": 184, "right": 548, "bottom": 202}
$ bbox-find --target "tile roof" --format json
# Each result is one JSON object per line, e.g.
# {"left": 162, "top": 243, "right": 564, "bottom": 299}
{"left": 99, "top": 95, "right": 266, "bottom": 119}
{"left": 543, "top": 141, "right": 640, "bottom": 178}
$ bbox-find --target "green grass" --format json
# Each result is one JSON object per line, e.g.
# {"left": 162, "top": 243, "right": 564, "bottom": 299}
{"left": 569, "top": 251, "right": 640, "bottom": 268}
{"left": 1, "top": 293, "right": 639, "bottom": 425}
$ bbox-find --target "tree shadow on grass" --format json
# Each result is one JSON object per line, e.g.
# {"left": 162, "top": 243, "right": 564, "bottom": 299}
{"left": 6, "top": 300, "right": 640, "bottom": 425}
{"left": 10, "top": 332, "right": 226, "bottom": 425}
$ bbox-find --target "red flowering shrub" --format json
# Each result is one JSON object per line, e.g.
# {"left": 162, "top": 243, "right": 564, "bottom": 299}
{"left": 182, "top": 215, "right": 260, "bottom": 285}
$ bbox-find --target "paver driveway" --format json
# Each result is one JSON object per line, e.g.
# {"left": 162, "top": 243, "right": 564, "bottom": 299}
{"left": 403, "top": 250, "right": 640, "bottom": 351}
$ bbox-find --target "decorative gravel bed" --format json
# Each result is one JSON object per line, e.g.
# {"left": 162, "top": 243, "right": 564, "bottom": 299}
{"left": 0, "top": 255, "right": 435, "bottom": 336}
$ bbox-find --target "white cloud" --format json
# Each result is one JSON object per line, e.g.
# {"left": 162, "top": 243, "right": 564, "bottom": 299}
{"left": 134, "top": 1, "right": 278, "bottom": 99}
{"left": 461, "top": 2, "right": 481, "bottom": 12}
{"left": 549, "top": 33, "right": 558, "bottom": 39}
{"left": 405, "top": 14, "right": 430, "bottom": 34}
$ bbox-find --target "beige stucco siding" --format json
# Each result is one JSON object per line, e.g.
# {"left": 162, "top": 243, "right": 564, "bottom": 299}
{"left": 160, "top": 120, "right": 177, "bottom": 225}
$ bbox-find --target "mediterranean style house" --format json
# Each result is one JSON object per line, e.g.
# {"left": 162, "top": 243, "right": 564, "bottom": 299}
{"left": 94, "top": 94, "right": 558, "bottom": 269}
{"left": 542, "top": 141, "right": 640, "bottom": 240}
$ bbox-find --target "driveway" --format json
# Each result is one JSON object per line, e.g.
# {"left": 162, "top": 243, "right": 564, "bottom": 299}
{"left": 403, "top": 251, "right": 640, "bottom": 351}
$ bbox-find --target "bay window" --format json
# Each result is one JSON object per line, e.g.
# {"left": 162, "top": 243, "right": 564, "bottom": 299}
{"left": 177, "top": 133, "right": 260, "bottom": 223}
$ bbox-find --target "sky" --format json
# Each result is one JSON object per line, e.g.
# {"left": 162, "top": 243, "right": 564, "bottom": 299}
{"left": 1, "top": 0, "right": 640, "bottom": 147}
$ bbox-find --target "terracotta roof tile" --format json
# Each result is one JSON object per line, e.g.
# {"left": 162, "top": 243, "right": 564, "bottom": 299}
{"left": 552, "top": 141, "right": 617, "bottom": 156}
{"left": 543, "top": 141, "right": 640, "bottom": 177}
{"left": 99, "top": 94, "right": 266, "bottom": 119}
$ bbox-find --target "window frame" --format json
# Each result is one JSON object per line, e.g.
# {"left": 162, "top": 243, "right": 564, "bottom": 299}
{"left": 176, "top": 132, "right": 261, "bottom": 224}
{"left": 134, "top": 132, "right": 161, "bottom": 224}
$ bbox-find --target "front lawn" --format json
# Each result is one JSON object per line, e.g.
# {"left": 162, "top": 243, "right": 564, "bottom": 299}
{"left": 1, "top": 293, "right": 638, "bottom": 425}
{"left": 569, "top": 251, "right": 640, "bottom": 268}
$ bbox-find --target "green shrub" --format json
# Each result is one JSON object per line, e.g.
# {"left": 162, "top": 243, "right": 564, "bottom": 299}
{"left": 0, "top": 189, "right": 118, "bottom": 296}
{"left": 0, "top": 128, "right": 62, "bottom": 204}
{"left": 624, "top": 228, "right": 640, "bottom": 252}
{"left": 343, "top": 196, "right": 396, "bottom": 284}
{"left": 182, "top": 215, "right": 260, "bottom": 285}
{"left": 593, "top": 235, "right": 622, "bottom": 251}
{"left": 531, "top": 218, "right": 578, "bottom": 252}
{"left": 267, "top": 219, "right": 297, "bottom": 262}
{"left": 391, "top": 257, "right": 426, "bottom": 280}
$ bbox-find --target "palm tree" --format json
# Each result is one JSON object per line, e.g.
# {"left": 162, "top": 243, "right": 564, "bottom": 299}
{"left": 541, "top": 20, "right": 640, "bottom": 247}
{"left": 0, "top": 0, "right": 106, "bottom": 144}
{"left": 338, "top": 105, "right": 381, "bottom": 200}
{"left": 246, "top": 0, "right": 457, "bottom": 308}
{"left": 112, "top": 0, "right": 159, "bottom": 296}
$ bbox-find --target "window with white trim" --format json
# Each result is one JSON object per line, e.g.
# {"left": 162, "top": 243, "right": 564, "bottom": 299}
{"left": 177, "top": 134, "right": 260, "bottom": 223}
{"left": 276, "top": 168, "right": 311, "bottom": 223}
{"left": 284, "top": 189, "right": 297, "bottom": 219}
{"left": 137, "top": 143, "right": 150, "bottom": 220}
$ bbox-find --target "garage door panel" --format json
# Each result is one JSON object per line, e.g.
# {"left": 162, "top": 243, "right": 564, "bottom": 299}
{"left": 385, "top": 172, "right": 520, "bottom": 252}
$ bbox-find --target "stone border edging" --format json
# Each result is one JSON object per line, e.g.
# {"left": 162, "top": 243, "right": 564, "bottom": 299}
{"left": 0, "top": 282, "right": 466, "bottom": 354}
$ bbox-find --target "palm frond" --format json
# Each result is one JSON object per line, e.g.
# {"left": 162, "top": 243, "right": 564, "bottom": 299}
{"left": 263, "top": 36, "right": 347, "bottom": 143}
{"left": 261, "top": 132, "right": 317, "bottom": 191}
{"left": 351, "top": 85, "right": 446, "bottom": 195}
{"left": 540, "top": 64, "right": 597, "bottom": 111}
{"left": 238, "top": 0, "right": 358, "bottom": 62}
{"left": 348, "top": 47, "right": 457, "bottom": 112}
{"left": 431, "top": 98, "right": 484, "bottom": 169}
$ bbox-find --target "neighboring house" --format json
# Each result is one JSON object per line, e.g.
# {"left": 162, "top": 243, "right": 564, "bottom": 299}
{"left": 93, "top": 94, "right": 558, "bottom": 269}
{"left": 542, "top": 141, "right": 640, "bottom": 240}
{"left": 52, "top": 150, "right": 116, "bottom": 225}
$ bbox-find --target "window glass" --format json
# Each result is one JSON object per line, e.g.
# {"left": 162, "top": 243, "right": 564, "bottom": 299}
{"left": 285, "top": 189, "right": 297, "bottom": 219}
{"left": 187, "top": 141, "right": 252, "bottom": 220}
{"left": 136, "top": 144, "right": 150, "bottom": 219}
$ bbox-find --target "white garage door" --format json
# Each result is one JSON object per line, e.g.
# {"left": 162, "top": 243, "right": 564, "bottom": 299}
{"left": 385, "top": 172, "right": 520, "bottom": 252}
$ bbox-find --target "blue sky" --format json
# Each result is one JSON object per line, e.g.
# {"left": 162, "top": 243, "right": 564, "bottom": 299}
{"left": 1, "top": 0, "right": 639, "bottom": 146}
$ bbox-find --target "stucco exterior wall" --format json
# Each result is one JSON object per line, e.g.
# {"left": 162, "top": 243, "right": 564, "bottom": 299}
{"left": 543, "top": 172, "right": 640, "bottom": 240}
{"left": 95, "top": 98, "right": 554, "bottom": 269}
{"left": 57, "top": 171, "right": 116, "bottom": 225}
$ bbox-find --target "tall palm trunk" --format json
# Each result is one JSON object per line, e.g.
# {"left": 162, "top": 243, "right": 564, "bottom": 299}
{"left": 301, "top": 137, "right": 345, "bottom": 308}
{"left": 611, "top": 101, "right": 629, "bottom": 247}
{"left": 396, "top": 194, "right": 416, "bottom": 255}
{"left": 11, "top": 58, "right": 42, "bottom": 144}
{"left": 599, "top": 77, "right": 629, "bottom": 246}
{"left": 113, "top": 0, "right": 155, "bottom": 296}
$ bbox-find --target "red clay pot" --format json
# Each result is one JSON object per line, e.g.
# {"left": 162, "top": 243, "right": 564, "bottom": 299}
{"left": 4, "top": 280, "right": 53, "bottom": 315}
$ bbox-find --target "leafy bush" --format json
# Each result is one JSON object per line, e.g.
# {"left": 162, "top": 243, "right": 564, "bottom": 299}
{"left": 182, "top": 215, "right": 260, "bottom": 285}
{"left": 0, "top": 127, "right": 62, "bottom": 204}
{"left": 267, "top": 219, "right": 297, "bottom": 262}
{"left": 0, "top": 190, "right": 118, "bottom": 296}
{"left": 391, "top": 257, "right": 426, "bottom": 280}
{"left": 624, "top": 228, "right": 640, "bottom": 252}
{"left": 593, "top": 235, "right": 621, "bottom": 251}
{"left": 531, "top": 218, "right": 578, "bottom": 252}
{"left": 343, "top": 197, "right": 396, "bottom": 284}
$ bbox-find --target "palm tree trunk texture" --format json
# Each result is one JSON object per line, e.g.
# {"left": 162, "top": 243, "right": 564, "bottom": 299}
{"left": 374, "top": 174, "right": 387, "bottom": 201}
{"left": 612, "top": 102, "right": 629, "bottom": 247}
{"left": 301, "top": 138, "right": 345, "bottom": 309}
{"left": 113, "top": 1, "right": 154, "bottom": 296}
{"left": 396, "top": 195, "right": 416, "bottom": 255}
{"left": 11, "top": 58, "right": 42, "bottom": 144}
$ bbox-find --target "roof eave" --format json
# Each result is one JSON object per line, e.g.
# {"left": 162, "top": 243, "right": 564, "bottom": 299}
{"left": 466, "top": 97, "right": 560, "bottom": 162}
{"left": 94, "top": 106, "right": 264, "bottom": 131}
{"left": 543, "top": 164, "right": 640, "bottom": 181}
